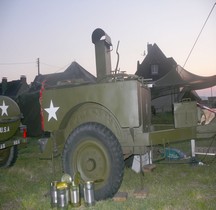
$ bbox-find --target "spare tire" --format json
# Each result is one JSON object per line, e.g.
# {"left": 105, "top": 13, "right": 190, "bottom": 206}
{"left": 0, "top": 146, "right": 18, "bottom": 168}
{"left": 0, "top": 96, "right": 21, "bottom": 168}
{"left": 0, "top": 96, "right": 21, "bottom": 141}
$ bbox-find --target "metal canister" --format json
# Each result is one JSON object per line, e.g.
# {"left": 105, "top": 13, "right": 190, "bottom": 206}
{"left": 69, "top": 181, "right": 81, "bottom": 207}
{"left": 50, "top": 181, "right": 58, "bottom": 208}
{"left": 83, "top": 181, "right": 95, "bottom": 207}
{"left": 56, "top": 182, "right": 69, "bottom": 210}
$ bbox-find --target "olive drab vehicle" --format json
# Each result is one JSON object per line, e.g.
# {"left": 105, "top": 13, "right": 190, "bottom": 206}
{"left": 0, "top": 96, "right": 27, "bottom": 168}
{"left": 39, "top": 28, "right": 216, "bottom": 201}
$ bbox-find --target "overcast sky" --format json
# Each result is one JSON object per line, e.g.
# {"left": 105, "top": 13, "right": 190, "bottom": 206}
{"left": 0, "top": 0, "right": 215, "bottom": 96}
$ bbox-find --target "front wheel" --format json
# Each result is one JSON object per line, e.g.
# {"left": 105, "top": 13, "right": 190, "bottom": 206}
{"left": 0, "top": 146, "right": 18, "bottom": 168}
{"left": 62, "top": 122, "right": 124, "bottom": 200}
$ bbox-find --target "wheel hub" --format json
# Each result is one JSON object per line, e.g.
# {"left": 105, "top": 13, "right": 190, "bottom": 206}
{"left": 86, "top": 158, "right": 96, "bottom": 171}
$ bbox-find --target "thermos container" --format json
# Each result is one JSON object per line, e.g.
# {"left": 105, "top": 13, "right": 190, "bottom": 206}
{"left": 56, "top": 182, "right": 69, "bottom": 210}
{"left": 69, "top": 181, "right": 81, "bottom": 207}
{"left": 50, "top": 181, "right": 58, "bottom": 208}
{"left": 83, "top": 181, "right": 95, "bottom": 206}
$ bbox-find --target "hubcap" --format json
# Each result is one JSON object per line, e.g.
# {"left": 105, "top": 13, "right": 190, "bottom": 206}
{"left": 86, "top": 158, "right": 96, "bottom": 171}
{"left": 72, "top": 139, "right": 110, "bottom": 184}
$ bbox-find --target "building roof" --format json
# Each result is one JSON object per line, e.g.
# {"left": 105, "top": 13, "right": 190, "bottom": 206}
{"left": 31, "top": 61, "right": 96, "bottom": 91}
{"left": 136, "top": 43, "right": 177, "bottom": 80}
{"left": 0, "top": 76, "right": 29, "bottom": 99}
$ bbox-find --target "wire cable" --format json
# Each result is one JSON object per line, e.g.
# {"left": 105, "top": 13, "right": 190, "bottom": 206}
{"left": 0, "top": 62, "right": 35, "bottom": 65}
{"left": 40, "top": 62, "right": 62, "bottom": 69}
{"left": 183, "top": 2, "right": 216, "bottom": 68}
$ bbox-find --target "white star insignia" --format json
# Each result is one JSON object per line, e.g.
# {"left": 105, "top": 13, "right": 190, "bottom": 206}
{"left": 0, "top": 100, "right": 9, "bottom": 116}
{"left": 44, "top": 100, "right": 60, "bottom": 121}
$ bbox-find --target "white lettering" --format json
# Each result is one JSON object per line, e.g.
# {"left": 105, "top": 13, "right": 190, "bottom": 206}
{"left": 13, "top": 139, "right": 20, "bottom": 145}
{"left": 0, "top": 143, "right": 6, "bottom": 149}
{"left": 0, "top": 126, "right": 10, "bottom": 133}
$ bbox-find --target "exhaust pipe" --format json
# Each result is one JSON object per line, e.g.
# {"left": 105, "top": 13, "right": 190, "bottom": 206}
{"left": 92, "top": 28, "right": 112, "bottom": 82}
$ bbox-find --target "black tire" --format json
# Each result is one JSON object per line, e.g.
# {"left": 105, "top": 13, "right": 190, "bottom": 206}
{"left": 0, "top": 146, "right": 18, "bottom": 168}
{"left": 62, "top": 122, "right": 124, "bottom": 200}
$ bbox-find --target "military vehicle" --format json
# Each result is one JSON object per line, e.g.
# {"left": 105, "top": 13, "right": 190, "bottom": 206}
{"left": 38, "top": 28, "right": 216, "bottom": 201}
{"left": 0, "top": 95, "right": 27, "bottom": 168}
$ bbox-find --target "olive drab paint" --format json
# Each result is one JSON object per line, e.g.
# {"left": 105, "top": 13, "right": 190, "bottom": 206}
{"left": 0, "top": 95, "right": 27, "bottom": 167}
{"left": 0, "top": 126, "right": 10, "bottom": 133}
{"left": 0, "top": 96, "right": 21, "bottom": 141}
{"left": 38, "top": 28, "right": 216, "bottom": 161}
{"left": 39, "top": 28, "right": 216, "bottom": 201}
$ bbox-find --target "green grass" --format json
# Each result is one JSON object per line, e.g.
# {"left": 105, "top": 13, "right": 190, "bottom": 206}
{"left": 151, "top": 112, "right": 174, "bottom": 124}
{"left": 0, "top": 139, "right": 216, "bottom": 210}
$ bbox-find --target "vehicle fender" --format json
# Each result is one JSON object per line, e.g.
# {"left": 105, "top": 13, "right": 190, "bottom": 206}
{"left": 62, "top": 103, "right": 123, "bottom": 144}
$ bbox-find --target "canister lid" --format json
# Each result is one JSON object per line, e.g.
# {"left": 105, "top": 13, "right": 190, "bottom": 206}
{"left": 56, "top": 181, "right": 68, "bottom": 190}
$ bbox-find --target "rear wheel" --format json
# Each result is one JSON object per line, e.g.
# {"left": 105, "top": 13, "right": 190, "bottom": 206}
{"left": 62, "top": 122, "right": 124, "bottom": 200}
{"left": 0, "top": 146, "right": 18, "bottom": 168}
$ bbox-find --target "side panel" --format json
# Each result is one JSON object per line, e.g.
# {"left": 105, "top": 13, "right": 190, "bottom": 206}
{"left": 149, "top": 127, "right": 196, "bottom": 145}
{"left": 41, "top": 80, "right": 143, "bottom": 132}
{"left": 174, "top": 101, "right": 198, "bottom": 128}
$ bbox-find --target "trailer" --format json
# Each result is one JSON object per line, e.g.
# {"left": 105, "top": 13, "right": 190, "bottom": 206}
{"left": 38, "top": 28, "right": 216, "bottom": 201}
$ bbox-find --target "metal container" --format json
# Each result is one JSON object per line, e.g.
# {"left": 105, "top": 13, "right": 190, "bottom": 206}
{"left": 56, "top": 182, "right": 69, "bottom": 210}
{"left": 50, "top": 181, "right": 58, "bottom": 208}
{"left": 61, "top": 173, "right": 72, "bottom": 184}
{"left": 69, "top": 181, "right": 81, "bottom": 207}
{"left": 83, "top": 181, "right": 95, "bottom": 207}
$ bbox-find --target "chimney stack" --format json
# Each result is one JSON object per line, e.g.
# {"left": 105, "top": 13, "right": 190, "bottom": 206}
{"left": 2, "top": 77, "right": 7, "bottom": 95}
{"left": 2, "top": 77, "right": 7, "bottom": 83}
{"left": 20, "top": 75, "right": 27, "bottom": 83}
{"left": 147, "top": 43, "right": 153, "bottom": 54}
{"left": 92, "top": 28, "right": 112, "bottom": 82}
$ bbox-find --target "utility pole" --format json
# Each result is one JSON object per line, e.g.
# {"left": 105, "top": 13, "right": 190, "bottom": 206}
{"left": 37, "top": 58, "right": 40, "bottom": 75}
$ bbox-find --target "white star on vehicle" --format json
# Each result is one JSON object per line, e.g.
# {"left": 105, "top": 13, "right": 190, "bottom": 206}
{"left": 44, "top": 100, "right": 60, "bottom": 121}
{"left": 0, "top": 100, "right": 9, "bottom": 116}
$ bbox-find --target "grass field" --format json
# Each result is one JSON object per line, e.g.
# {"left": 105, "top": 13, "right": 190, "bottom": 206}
{"left": 0, "top": 138, "right": 216, "bottom": 210}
